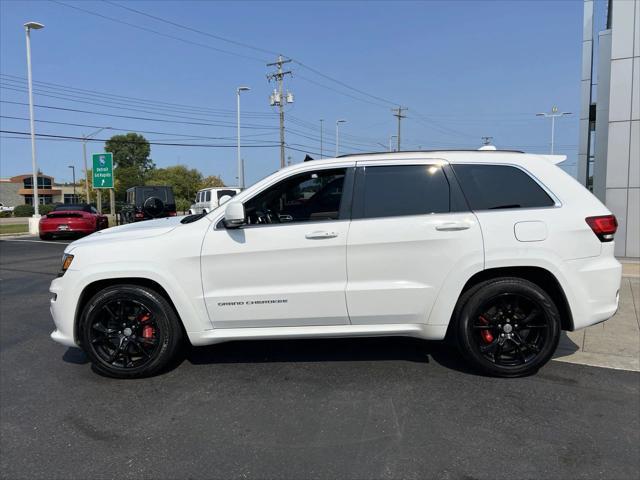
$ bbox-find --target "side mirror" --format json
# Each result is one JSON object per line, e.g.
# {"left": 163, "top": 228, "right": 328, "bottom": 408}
{"left": 219, "top": 195, "right": 232, "bottom": 206}
{"left": 223, "top": 202, "right": 245, "bottom": 228}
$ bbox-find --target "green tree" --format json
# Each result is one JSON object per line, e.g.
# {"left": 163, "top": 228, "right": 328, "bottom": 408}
{"left": 105, "top": 133, "right": 155, "bottom": 200}
{"left": 147, "top": 165, "right": 203, "bottom": 202}
{"left": 199, "top": 175, "right": 225, "bottom": 189}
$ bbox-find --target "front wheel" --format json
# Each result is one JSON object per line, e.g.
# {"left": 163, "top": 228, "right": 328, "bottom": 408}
{"left": 455, "top": 278, "right": 561, "bottom": 377}
{"left": 79, "top": 284, "right": 183, "bottom": 378}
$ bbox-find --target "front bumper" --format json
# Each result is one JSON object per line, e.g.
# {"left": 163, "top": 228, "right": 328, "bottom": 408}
{"left": 49, "top": 274, "right": 79, "bottom": 347}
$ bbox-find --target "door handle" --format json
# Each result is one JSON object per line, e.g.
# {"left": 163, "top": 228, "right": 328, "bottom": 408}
{"left": 435, "top": 222, "right": 470, "bottom": 231}
{"left": 305, "top": 231, "right": 339, "bottom": 239}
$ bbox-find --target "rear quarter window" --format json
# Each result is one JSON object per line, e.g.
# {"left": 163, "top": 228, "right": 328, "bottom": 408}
{"left": 452, "top": 164, "right": 555, "bottom": 210}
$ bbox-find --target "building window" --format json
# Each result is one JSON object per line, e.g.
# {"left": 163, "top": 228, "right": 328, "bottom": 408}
{"left": 64, "top": 194, "right": 81, "bottom": 204}
{"left": 23, "top": 176, "right": 52, "bottom": 189}
{"left": 24, "top": 195, "right": 53, "bottom": 205}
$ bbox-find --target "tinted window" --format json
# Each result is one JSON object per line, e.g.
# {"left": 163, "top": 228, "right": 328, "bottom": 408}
{"left": 244, "top": 168, "right": 346, "bottom": 224}
{"left": 452, "top": 164, "right": 555, "bottom": 210}
{"left": 217, "top": 189, "right": 237, "bottom": 200}
{"left": 357, "top": 165, "right": 450, "bottom": 218}
{"left": 205, "top": 191, "right": 211, "bottom": 202}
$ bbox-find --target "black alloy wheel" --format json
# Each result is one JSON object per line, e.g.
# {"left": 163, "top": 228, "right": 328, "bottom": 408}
{"left": 80, "top": 285, "right": 183, "bottom": 378}
{"left": 456, "top": 278, "right": 561, "bottom": 377}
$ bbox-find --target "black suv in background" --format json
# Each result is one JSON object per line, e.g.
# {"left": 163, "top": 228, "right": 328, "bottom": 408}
{"left": 120, "top": 186, "right": 176, "bottom": 224}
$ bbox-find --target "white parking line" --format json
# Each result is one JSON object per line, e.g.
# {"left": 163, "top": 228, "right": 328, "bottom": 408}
{"left": 0, "top": 239, "right": 72, "bottom": 245}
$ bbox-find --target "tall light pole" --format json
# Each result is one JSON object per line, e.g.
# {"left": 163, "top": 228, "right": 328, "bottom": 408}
{"left": 24, "top": 21, "right": 44, "bottom": 217}
{"left": 536, "top": 106, "right": 572, "bottom": 154}
{"left": 335, "top": 119, "right": 346, "bottom": 157}
{"left": 236, "top": 86, "right": 250, "bottom": 188}
{"left": 319, "top": 119, "right": 324, "bottom": 158}
{"left": 389, "top": 135, "right": 398, "bottom": 152}
{"left": 82, "top": 127, "right": 110, "bottom": 204}
{"left": 68, "top": 165, "right": 76, "bottom": 200}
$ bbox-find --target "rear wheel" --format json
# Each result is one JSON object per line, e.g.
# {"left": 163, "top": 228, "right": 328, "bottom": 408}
{"left": 455, "top": 278, "right": 560, "bottom": 377}
{"left": 79, "top": 284, "right": 183, "bottom": 378}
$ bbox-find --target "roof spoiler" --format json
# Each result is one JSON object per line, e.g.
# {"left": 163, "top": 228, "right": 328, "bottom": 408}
{"left": 538, "top": 154, "right": 567, "bottom": 165}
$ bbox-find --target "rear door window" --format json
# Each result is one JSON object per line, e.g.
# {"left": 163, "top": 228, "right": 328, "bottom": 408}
{"left": 354, "top": 165, "right": 450, "bottom": 219}
{"left": 452, "top": 164, "right": 555, "bottom": 210}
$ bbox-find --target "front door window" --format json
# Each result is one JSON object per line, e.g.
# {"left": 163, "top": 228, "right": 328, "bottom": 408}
{"left": 244, "top": 168, "right": 346, "bottom": 225}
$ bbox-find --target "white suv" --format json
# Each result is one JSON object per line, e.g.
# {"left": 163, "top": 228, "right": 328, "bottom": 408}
{"left": 188, "top": 187, "right": 241, "bottom": 214}
{"left": 49, "top": 151, "right": 621, "bottom": 378}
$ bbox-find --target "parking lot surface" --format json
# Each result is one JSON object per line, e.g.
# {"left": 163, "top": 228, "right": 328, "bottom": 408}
{"left": 1, "top": 238, "right": 639, "bottom": 480}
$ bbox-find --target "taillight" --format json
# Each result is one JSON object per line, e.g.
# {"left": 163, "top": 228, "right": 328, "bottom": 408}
{"left": 168, "top": 211, "right": 177, "bottom": 216}
{"left": 135, "top": 212, "right": 144, "bottom": 218}
{"left": 586, "top": 215, "right": 617, "bottom": 242}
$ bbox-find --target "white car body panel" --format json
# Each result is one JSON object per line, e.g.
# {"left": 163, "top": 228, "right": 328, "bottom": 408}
{"left": 48, "top": 151, "right": 621, "bottom": 349}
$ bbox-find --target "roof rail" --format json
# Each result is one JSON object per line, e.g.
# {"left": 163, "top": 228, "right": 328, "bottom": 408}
{"left": 336, "top": 149, "right": 525, "bottom": 158}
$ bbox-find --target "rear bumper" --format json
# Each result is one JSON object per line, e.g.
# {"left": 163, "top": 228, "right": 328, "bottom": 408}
{"left": 563, "top": 250, "right": 622, "bottom": 330}
{"left": 40, "top": 223, "right": 95, "bottom": 234}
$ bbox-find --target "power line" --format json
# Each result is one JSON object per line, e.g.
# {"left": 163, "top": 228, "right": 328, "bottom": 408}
{"left": 103, "top": 0, "right": 281, "bottom": 58}
{"left": 56, "top": 0, "right": 402, "bottom": 110}
{"left": 0, "top": 100, "right": 278, "bottom": 130}
{"left": 0, "top": 74, "right": 276, "bottom": 117}
{"left": 0, "top": 130, "right": 279, "bottom": 148}
{"left": 51, "top": 0, "right": 269, "bottom": 63}
{"left": 0, "top": 84, "right": 277, "bottom": 129}
{"left": 0, "top": 115, "right": 276, "bottom": 142}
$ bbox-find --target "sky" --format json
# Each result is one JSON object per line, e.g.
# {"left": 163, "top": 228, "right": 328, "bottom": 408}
{"left": 0, "top": 0, "right": 598, "bottom": 187}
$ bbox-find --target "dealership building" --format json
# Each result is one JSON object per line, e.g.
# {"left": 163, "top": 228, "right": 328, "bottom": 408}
{"left": 578, "top": 0, "right": 639, "bottom": 258}
{"left": 0, "top": 173, "right": 80, "bottom": 207}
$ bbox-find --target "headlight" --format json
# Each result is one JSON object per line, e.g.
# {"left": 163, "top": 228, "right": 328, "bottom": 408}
{"left": 60, "top": 253, "right": 74, "bottom": 276}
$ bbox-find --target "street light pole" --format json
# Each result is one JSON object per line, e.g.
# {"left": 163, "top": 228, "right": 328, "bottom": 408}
{"left": 68, "top": 165, "right": 76, "bottom": 199}
{"left": 335, "top": 119, "right": 346, "bottom": 157}
{"left": 82, "top": 127, "right": 110, "bottom": 204}
{"left": 24, "top": 21, "right": 44, "bottom": 217}
{"left": 536, "top": 106, "right": 572, "bottom": 154}
{"left": 236, "top": 86, "right": 250, "bottom": 188}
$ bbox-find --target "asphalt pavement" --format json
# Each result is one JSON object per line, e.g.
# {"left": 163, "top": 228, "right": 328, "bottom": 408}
{"left": 1, "top": 238, "right": 639, "bottom": 480}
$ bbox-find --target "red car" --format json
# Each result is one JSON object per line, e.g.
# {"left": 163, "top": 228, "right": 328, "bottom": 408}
{"left": 39, "top": 204, "right": 108, "bottom": 240}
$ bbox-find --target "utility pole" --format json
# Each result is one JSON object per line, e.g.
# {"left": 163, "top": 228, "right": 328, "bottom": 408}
{"left": 267, "top": 55, "right": 293, "bottom": 168}
{"left": 392, "top": 107, "right": 407, "bottom": 151}
{"left": 481, "top": 136, "right": 493, "bottom": 146}
{"left": 536, "top": 106, "right": 572, "bottom": 154}
{"left": 319, "top": 119, "right": 324, "bottom": 158}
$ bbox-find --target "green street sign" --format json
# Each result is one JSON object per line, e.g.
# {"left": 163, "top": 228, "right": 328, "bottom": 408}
{"left": 92, "top": 152, "right": 114, "bottom": 189}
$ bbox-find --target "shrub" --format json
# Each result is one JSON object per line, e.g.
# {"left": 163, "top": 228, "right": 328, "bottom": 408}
{"left": 39, "top": 204, "right": 55, "bottom": 215}
{"left": 0, "top": 211, "right": 12, "bottom": 218}
{"left": 12, "top": 205, "right": 34, "bottom": 217}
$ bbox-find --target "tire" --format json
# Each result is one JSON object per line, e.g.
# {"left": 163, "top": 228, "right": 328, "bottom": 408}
{"left": 79, "top": 284, "right": 183, "bottom": 378}
{"left": 455, "top": 277, "right": 560, "bottom": 377}
{"left": 39, "top": 233, "right": 52, "bottom": 240}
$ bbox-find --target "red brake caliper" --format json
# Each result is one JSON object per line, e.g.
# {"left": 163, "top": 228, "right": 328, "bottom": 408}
{"left": 139, "top": 313, "right": 154, "bottom": 339}
{"left": 478, "top": 315, "right": 494, "bottom": 344}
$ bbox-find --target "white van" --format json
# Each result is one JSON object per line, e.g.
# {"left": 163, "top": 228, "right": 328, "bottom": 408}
{"left": 188, "top": 187, "right": 241, "bottom": 214}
